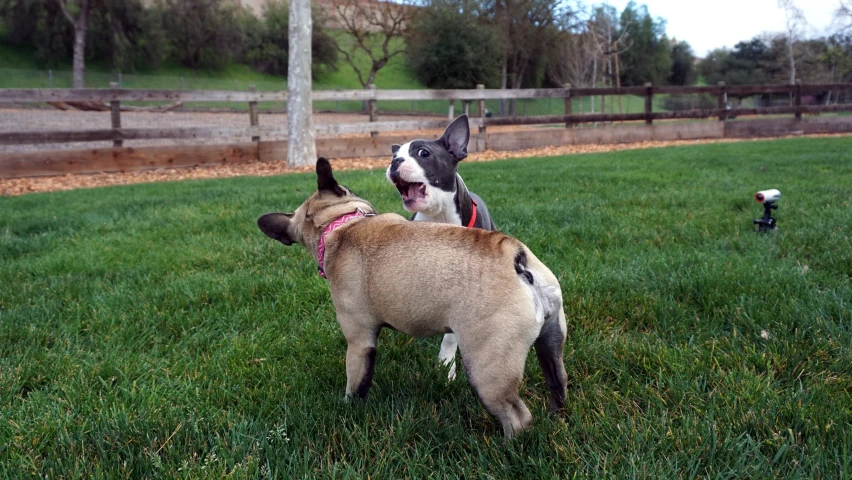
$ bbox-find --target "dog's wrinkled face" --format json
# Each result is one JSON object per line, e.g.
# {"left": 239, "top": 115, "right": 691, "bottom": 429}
{"left": 386, "top": 115, "right": 470, "bottom": 213}
{"left": 258, "top": 157, "right": 374, "bottom": 255}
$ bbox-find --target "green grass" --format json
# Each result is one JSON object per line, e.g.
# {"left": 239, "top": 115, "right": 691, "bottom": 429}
{"left": 2, "top": 137, "right": 852, "bottom": 477}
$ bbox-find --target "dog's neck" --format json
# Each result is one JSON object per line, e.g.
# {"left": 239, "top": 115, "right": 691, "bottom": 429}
{"left": 315, "top": 209, "right": 372, "bottom": 279}
{"left": 414, "top": 174, "right": 475, "bottom": 226}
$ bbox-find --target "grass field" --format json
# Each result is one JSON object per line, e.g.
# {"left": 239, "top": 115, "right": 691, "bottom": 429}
{"left": 2, "top": 137, "right": 852, "bottom": 477}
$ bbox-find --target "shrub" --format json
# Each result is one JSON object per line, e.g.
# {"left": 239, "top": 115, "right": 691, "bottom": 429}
{"left": 242, "top": 1, "right": 337, "bottom": 78}
{"left": 406, "top": 2, "right": 502, "bottom": 89}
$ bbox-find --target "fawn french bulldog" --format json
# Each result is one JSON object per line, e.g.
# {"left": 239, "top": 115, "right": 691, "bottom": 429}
{"left": 258, "top": 158, "right": 567, "bottom": 438}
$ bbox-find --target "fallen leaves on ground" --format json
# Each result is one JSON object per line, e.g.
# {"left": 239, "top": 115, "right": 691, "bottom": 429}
{"left": 2, "top": 133, "right": 848, "bottom": 197}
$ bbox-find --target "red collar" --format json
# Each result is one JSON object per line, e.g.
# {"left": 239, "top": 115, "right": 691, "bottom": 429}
{"left": 317, "top": 210, "right": 369, "bottom": 279}
{"left": 466, "top": 200, "right": 478, "bottom": 228}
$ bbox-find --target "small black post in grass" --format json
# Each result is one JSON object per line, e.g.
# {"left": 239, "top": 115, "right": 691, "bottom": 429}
{"left": 753, "top": 189, "right": 781, "bottom": 232}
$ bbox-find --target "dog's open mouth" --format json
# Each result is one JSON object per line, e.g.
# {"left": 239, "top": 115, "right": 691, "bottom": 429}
{"left": 394, "top": 178, "right": 427, "bottom": 204}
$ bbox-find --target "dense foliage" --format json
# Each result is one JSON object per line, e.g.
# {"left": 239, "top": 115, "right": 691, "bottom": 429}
{"left": 0, "top": 0, "right": 337, "bottom": 74}
{"left": 242, "top": 1, "right": 338, "bottom": 78}
{"left": 1, "top": 0, "right": 851, "bottom": 88}
{"left": 406, "top": 1, "right": 502, "bottom": 88}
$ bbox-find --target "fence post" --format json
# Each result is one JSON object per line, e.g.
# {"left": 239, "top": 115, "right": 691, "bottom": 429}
{"left": 794, "top": 79, "right": 803, "bottom": 121}
{"left": 109, "top": 82, "right": 122, "bottom": 148}
{"left": 717, "top": 81, "right": 727, "bottom": 122}
{"left": 463, "top": 100, "right": 470, "bottom": 117}
{"left": 563, "top": 83, "right": 573, "bottom": 128}
{"left": 644, "top": 83, "right": 653, "bottom": 125}
{"left": 448, "top": 99, "right": 455, "bottom": 120}
{"left": 477, "top": 84, "right": 486, "bottom": 134}
{"left": 249, "top": 85, "right": 259, "bottom": 142}
{"left": 368, "top": 84, "right": 378, "bottom": 137}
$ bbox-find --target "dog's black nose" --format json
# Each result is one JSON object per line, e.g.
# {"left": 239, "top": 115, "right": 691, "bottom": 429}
{"left": 391, "top": 156, "right": 403, "bottom": 170}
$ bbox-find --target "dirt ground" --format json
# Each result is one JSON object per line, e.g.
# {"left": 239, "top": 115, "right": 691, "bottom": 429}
{"left": 0, "top": 135, "right": 815, "bottom": 197}
{"left": 1, "top": 105, "right": 849, "bottom": 197}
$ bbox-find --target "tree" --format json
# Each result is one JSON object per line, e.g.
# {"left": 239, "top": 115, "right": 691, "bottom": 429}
{"left": 242, "top": 0, "right": 338, "bottom": 78}
{"left": 406, "top": 1, "right": 502, "bottom": 88}
{"left": 668, "top": 40, "right": 696, "bottom": 85}
{"left": 698, "top": 48, "right": 730, "bottom": 86}
{"left": 836, "top": 0, "right": 852, "bottom": 32}
{"left": 87, "top": 0, "right": 166, "bottom": 72}
{"left": 824, "top": 34, "right": 852, "bottom": 82}
{"left": 58, "top": 0, "right": 90, "bottom": 88}
{"left": 159, "top": 0, "right": 244, "bottom": 69}
{"left": 479, "top": 0, "right": 561, "bottom": 114}
{"left": 1, "top": 0, "right": 165, "bottom": 73}
{"left": 329, "top": 0, "right": 415, "bottom": 88}
{"left": 699, "top": 37, "right": 775, "bottom": 103}
{"left": 547, "top": 22, "right": 601, "bottom": 89}
{"left": 0, "top": 0, "right": 74, "bottom": 68}
{"left": 777, "top": 0, "right": 806, "bottom": 83}
{"left": 616, "top": 2, "right": 671, "bottom": 86}
{"left": 287, "top": 0, "right": 317, "bottom": 167}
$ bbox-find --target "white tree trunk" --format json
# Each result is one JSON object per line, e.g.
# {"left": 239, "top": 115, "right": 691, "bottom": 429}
{"left": 72, "top": 18, "right": 87, "bottom": 88}
{"left": 59, "top": 0, "right": 90, "bottom": 89}
{"left": 499, "top": 57, "right": 507, "bottom": 116}
{"left": 287, "top": 0, "right": 317, "bottom": 167}
{"left": 787, "top": 40, "right": 796, "bottom": 84}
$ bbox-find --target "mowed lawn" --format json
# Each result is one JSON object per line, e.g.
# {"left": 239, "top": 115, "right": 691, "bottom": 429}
{"left": 1, "top": 137, "right": 851, "bottom": 478}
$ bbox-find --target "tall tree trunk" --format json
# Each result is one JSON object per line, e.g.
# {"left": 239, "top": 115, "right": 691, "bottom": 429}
{"left": 287, "top": 0, "right": 317, "bottom": 167}
{"left": 59, "top": 0, "right": 90, "bottom": 89}
{"left": 591, "top": 56, "right": 597, "bottom": 114}
{"left": 787, "top": 40, "right": 796, "bottom": 84}
{"left": 72, "top": 17, "right": 87, "bottom": 88}
{"left": 499, "top": 57, "right": 507, "bottom": 116}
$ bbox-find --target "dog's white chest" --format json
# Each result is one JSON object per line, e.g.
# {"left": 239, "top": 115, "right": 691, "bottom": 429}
{"left": 412, "top": 188, "right": 462, "bottom": 225}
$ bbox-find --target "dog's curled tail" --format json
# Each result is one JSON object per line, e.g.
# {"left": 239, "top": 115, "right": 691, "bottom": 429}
{"left": 514, "top": 249, "right": 535, "bottom": 286}
{"left": 514, "top": 247, "right": 563, "bottom": 328}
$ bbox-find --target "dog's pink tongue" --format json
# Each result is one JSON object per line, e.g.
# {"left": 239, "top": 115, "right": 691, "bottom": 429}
{"left": 408, "top": 183, "right": 421, "bottom": 199}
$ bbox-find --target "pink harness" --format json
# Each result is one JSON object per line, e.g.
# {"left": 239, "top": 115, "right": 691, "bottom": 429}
{"left": 316, "top": 210, "right": 369, "bottom": 279}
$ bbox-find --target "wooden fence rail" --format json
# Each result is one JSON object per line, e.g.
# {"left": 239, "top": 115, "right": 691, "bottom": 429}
{"left": 1, "top": 82, "right": 851, "bottom": 148}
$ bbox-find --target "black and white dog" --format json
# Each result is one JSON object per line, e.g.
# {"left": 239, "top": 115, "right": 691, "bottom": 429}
{"left": 386, "top": 114, "right": 498, "bottom": 380}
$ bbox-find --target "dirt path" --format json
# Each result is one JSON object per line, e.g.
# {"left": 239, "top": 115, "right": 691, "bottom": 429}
{"left": 5, "top": 135, "right": 834, "bottom": 197}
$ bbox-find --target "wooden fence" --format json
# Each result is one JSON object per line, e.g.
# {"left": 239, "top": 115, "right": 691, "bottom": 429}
{"left": 1, "top": 82, "right": 851, "bottom": 178}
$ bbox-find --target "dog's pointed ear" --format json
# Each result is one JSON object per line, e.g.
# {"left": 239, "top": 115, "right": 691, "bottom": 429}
{"left": 439, "top": 114, "right": 470, "bottom": 161}
{"left": 391, "top": 144, "right": 401, "bottom": 155}
{"left": 316, "top": 157, "right": 346, "bottom": 196}
{"left": 258, "top": 213, "right": 296, "bottom": 245}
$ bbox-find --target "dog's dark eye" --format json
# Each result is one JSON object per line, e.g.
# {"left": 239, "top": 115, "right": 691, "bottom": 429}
{"left": 417, "top": 148, "right": 430, "bottom": 159}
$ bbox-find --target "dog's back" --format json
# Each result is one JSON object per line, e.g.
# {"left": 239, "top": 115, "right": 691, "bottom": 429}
{"left": 325, "top": 216, "right": 562, "bottom": 339}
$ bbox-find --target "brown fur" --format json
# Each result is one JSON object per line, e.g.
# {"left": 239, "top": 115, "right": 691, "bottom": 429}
{"left": 258, "top": 158, "right": 568, "bottom": 438}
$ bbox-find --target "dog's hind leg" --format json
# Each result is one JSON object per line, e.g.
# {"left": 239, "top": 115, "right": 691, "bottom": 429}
{"left": 534, "top": 311, "right": 568, "bottom": 414}
{"left": 459, "top": 336, "right": 533, "bottom": 439}
{"left": 342, "top": 327, "right": 380, "bottom": 400}
{"left": 438, "top": 333, "right": 458, "bottom": 381}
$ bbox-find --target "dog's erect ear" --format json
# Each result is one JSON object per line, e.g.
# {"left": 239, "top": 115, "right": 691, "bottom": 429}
{"left": 439, "top": 114, "right": 470, "bottom": 161}
{"left": 258, "top": 213, "right": 295, "bottom": 245}
{"left": 391, "top": 144, "right": 401, "bottom": 155}
{"left": 316, "top": 157, "right": 346, "bottom": 196}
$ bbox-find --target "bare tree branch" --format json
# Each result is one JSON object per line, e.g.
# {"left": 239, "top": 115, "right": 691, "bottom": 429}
{"left": 329, "top": 0, "right": 413, "bottom": 88}
{"left": 837, "top": 0, "right": 852, "bottom": 32}
{"left": 57, "top": 0, "right": 76, "bottom": 25}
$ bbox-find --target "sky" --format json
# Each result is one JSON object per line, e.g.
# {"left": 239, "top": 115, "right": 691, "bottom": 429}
{"left": 603, "top": 0, "right": 845, "bottom": 57}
